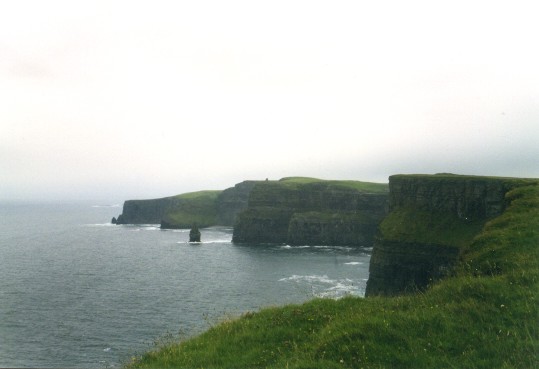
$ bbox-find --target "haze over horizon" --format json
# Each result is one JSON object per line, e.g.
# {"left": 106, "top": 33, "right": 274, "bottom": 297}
{"left": 2, "top": 1, "right": 538, "bottom": 202}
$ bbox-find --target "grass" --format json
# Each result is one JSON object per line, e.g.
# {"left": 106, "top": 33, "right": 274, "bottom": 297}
{"left": 127, "top": 182, "right": 538, "bottom": 369}
{"left": 279, "top": 177, "right": 389, "bottom": 194}
{"left": 379, "top": 207, "right": 485, "bottom": 248}
{"left": 171, "top": 190, "right": 222, "bottom": 200}
{"left": 161, "top": 191, "right": 221, "bottom": 228}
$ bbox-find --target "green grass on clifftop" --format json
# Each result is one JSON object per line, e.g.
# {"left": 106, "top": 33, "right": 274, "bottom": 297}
{"left": 161, "top": 190, "right": 221, "bottom": 228}
{"left": 279, "top": 177, "right": 389, "bottom": 193}
{"left": 127, "top": 183, "right": 538, "bottom": 369}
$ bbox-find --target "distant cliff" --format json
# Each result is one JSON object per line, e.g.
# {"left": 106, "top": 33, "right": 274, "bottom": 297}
{"left": 216, "top": 181, "right": 259, "bottom": 226}
{"left": 365, "top": 174, "right": 536, "bottom": 296}
{"left": 115, "top": 197, "right": 177, "bottom": 224}
{"left": 232, "top": 177, "right": 389, "bottom": 245}
{"left": 159, "top": 191, "right": 221, "bottom": 229}
{"left": 115, "top": 181, "right": 257, "bottom": 228}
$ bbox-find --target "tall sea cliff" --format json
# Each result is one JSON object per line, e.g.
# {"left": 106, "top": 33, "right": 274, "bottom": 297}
{"left": 114, "top": 181, "right": 257, "bottom": 228}
{"left": 366, "top": 173, "right": 536, "bottom": 296}
{"left": 114, "top": 177, "right": 389, "bottom": 246}
{"left": 127, "top": 174, "right": 539, "bottom": 368}
{"left": 232, "top": 177, "right": 388, "bottom": 246}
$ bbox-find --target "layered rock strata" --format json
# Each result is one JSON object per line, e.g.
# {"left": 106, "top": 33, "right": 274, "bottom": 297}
{"left": 365, "top": 174, "right": 527, "bottom": 296}
{"left": 115, "top": 181, "right": 257, "bottom": 228}
{"left": 232, "top": 179, "right": 389, "bottom": 245}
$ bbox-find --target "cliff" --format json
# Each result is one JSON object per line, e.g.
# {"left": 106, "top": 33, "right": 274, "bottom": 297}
{"left": 216, "top": 180, "right": 259, "bottom": 226}
{"left": 159, "top": 191, "right": 221, "bottom": 229}
{"left": 115, "top": 197, "right": 178, "bottom": 224}
{"left": 115, "top": 181, "right": 257, "bottom": 228}
{"left": 232, "top": 177, "right": 389, "bottom": 245}
{"left": 125, "top": 177, "right": 539, "bottom": 368}
{"left": 365, "top": 173, "right": 536, "bottom": 296}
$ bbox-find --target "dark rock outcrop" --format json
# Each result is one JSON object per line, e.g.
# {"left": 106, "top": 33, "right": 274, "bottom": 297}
{"left": 366, "top": 240, "right": 460, "bottom": 295}
{"left": 365, "top": 174, "right": 530, "bottom": 296}
{"left": 115, "top": 197, "right": 177, "bottom": 225}
{"left": 189, "top": 225, "right": 201, "bottom": 242}
{"left": 232, "top": 178, "right": 389, "bottom": 245}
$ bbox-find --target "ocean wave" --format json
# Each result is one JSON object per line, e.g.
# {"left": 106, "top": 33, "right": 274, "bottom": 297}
{"left": 344, "top": 261, "right": 364, "bottom": 265}
{"left": 278, "top": 274, "right": 361, "bottom": 298}
{"left": 86, "top": 223, "right": 116, "bottom": 227}
{"left": 280, "top": 245, "right": 311, "bottom": 249}
{"left": 120, "top": 224, "right": 161, "bottom": 231}
{"left": 279, "top": 245, "right": 358, "bottom": 251}
{"left": 279, "top": 274, "right": 334, "bottom": 284}
{"left": 313, "top": 245, "right": 353, "bottom": 252}
{"left": 142, "top": 226, "right": 160, "bottom": 231}
{"left": 91, "top": 204, "right": 121, "bottom": 208}
{"left": 177, "top": 240, "right": 232, "bottom": 245}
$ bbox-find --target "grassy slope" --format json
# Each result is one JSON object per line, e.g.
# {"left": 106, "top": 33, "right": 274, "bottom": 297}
{"left": 279, "top": 177, "right": 389, "bottom": 193}
{"left": 128, "top": 183, "right": 538, "bottom": 369}
{"left": 162, "top": 190, "right": 221, "bottom": 228}
{"left": 379, "top": 208, "right": 486, "bottom": 248}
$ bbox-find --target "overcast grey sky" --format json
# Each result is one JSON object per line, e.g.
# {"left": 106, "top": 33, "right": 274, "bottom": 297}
{"left": 1, "top": 0, "right": 538, "bottom": 202}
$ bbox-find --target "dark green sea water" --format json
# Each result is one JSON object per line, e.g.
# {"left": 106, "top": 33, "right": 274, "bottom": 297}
{"left": 0, "top": 202, "right": 371, "bottom": 368}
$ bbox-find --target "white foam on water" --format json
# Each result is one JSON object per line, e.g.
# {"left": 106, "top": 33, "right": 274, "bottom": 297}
{"left": 344, "top": 262, "right": 363, "bottom": 265}
{"left": 177, "top": 239, "right": 231, "bottom": 245}
{"left": 86, "top": 223, "right": 116, "bottom": 227}
{"left": 279, "top": 274, "right": 332, "bottom": 284}
{"left": 279, "top": 274, "right": 362, "bottom": 298}
{"left": 318, "top": 281, "right": 358, "bottom": 298}
{"left": 142, "top": 226, "right": 160, "bottom": 231}
{"left": 162, "top": 229, "right": 190, "bottom": 233}
{"left": 121, "top": 224, "right": 161, "bottom": 231}
{"left": 313, "top": 245, "right": 353, "bottom": 252}
{"left": 91, "top": 204, "right": 121, "bottom": 208}
{"left": 279, "top": 245, "right": 312, "bottom": 250}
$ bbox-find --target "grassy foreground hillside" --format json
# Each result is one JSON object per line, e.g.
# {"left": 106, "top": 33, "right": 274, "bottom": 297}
{"left": 127, "top": 183, "right": 538, "bottom": 368}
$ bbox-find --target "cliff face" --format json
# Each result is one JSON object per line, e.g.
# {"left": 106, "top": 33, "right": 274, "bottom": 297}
{"left": 116, "top": 197, "right": 177, "bottom": 224}
{"left": 388, "top": 175, "right": 510, "bottom": 219}
{"left": 287, "top": 212, "right": 380, "bottom": 246}
{"left": 115, "top": 181, "right": 256, "bottom": 228}
{"left": 232, "top": 178, "right": 389, "bottom": 245}
{"left": 365, "top": 174, "right": 526, "bottom": 296}
{"left": 216, "top": 181, "right": 259, "bottom": 226}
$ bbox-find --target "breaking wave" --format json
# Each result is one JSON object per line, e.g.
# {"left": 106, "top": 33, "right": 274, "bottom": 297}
{"left": 278, "top": 274, "right": 363, "bottom": 298}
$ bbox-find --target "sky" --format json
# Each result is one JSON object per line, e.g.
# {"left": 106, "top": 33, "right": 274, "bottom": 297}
{"left": 1, "top": 1, "right": 538, "bottom": 202}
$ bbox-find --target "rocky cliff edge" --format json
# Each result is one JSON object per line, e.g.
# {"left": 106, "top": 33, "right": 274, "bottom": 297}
{"left": 365, "top": 173, "right": 538, "bottom": 296}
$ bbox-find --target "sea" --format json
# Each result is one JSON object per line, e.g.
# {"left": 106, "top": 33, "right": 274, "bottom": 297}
{"left": 0, "top": 201, "right": 372, "bottom": 368}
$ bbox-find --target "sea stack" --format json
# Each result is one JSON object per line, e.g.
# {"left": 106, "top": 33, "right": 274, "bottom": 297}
{"left": 189, "top": 224, "right": 201, "bottom": 242}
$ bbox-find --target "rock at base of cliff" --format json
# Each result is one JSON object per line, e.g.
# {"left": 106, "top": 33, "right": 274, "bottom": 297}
{"left": 189, "top": 225, "right": 201, "bottom": 242}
